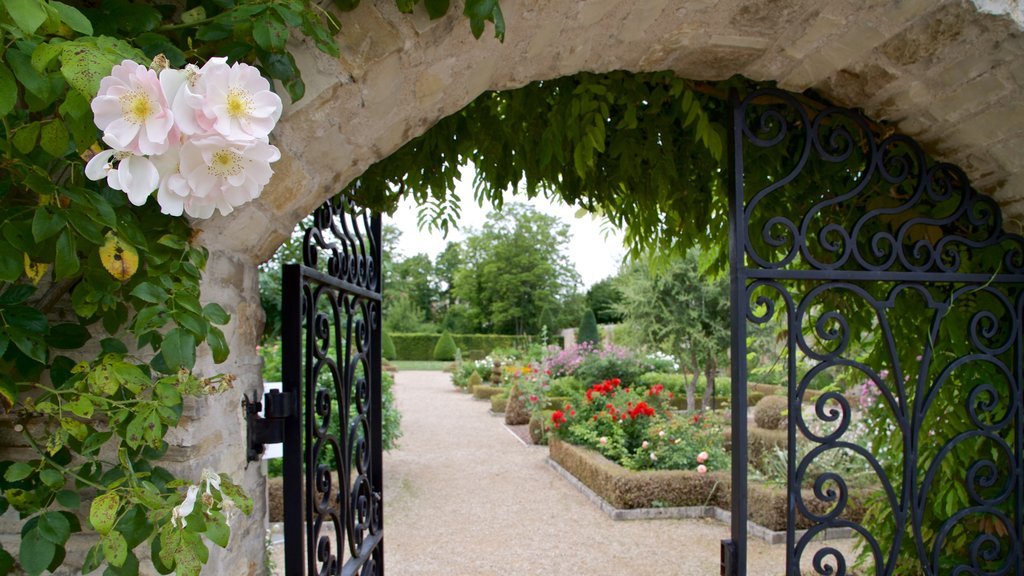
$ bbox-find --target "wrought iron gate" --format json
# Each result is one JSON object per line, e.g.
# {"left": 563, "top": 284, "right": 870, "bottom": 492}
{"left": 726, "top": 87, "right": 1024, "bottom": 575}
{"left": 250, "top": 197, "right": 384, "bottom": 575}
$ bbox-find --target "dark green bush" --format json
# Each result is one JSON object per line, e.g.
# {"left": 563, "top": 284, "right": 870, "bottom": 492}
{"left": 433, "top": 332, "right": 457, "bottom": 361}
{"left": 382, "top": 332, "right": 396, "bottom": 360}
{"left": 578, "top": 309, "right": 599, "bottom": 345}
{"left": 548, "top": 376, "right": 582, "bottom": 397}
{"left": 753, "top": 395, "right": 789, "bottom": 430}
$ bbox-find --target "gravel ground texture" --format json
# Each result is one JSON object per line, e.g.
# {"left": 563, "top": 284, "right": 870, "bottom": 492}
{"left": 272, "top": 370, "right": 855, "bottom": 575}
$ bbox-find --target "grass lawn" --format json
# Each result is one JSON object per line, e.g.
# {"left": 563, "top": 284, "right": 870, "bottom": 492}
{"left": 389, "top": 360, "right": 450, "bottom": 371}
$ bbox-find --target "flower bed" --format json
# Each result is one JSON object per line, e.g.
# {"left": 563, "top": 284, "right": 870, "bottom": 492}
{"left": 549, "top": 439, "right": 867, "bottom": 531}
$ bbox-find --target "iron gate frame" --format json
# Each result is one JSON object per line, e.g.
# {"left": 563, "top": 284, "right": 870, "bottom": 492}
{"left": 725, "top": 87, "right": 1024, "bottom": 576}
{"left": 280, "top": 199, "right": 384, "bottom": 576}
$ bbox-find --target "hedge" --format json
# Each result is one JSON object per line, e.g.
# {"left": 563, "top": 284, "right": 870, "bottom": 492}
{"left": 472, "top": 385, "right": 505, "bottom": 400}
{"left": 549, "top": 439, "right": 866, "bottom": 530}
{"left": 390, "top": 333, "right": 564, "bottom": 361}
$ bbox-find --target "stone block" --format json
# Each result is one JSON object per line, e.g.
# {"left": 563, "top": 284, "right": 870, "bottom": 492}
{"left": 620, "top": 0, "right": 671, "bottom": 43}
{"left": 336, "top": 2, "right": 404, "bottom": 81}
{"left": 880, "top": 3, "right": 967, "bottom": 66}
{"left": 928, "top": 72, "right": 1011, "bottom": 122}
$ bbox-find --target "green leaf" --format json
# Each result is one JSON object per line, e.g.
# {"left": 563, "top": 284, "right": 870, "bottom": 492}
{"left": 64, "top": 396, "right": 93, "bottom": 418}
{"left": 154, "top": 381, "right": 181, "bottom": 408}
{"left": 7, "top": 46, "right": 50, "bottom": 102}
{"left": 0, "top": 251, "right": 21, "bottom": 282}
{"left": 55, "top": 489, "right": 80, "bottom": 509}
{"left": 50, "top": 1, "right": 92, "bottom": 34}
{"left": 0, "top": 62, "right": 17, "bottom": 117}
{"left": 60, "top": 38, "right": 143, "bottom": 98}
{"left": 13, "top": 122, "right": 40, "bottom": 154}
{"left": 101, "top": 530, "right": 127, "bottom": 568}
{"left": 4, "top": 462, "right": 33, "bottom": 482}
{"left": 47, "top": 322, "right": 89, "bottom": 349}
{"left": 395, "top": 0, "right": 414, "bottom": 13}
{"left": 159, "top": 328, "right": 195, "bottom": 371}
{"left": 115, "top": 507, "right": 151, "bottom": 549}
{"left": 39, "top": 468, "right": 64, "bottom": 490}
{"left": 31, "top": 206, "right": 65, "bottom": 243}
{"left": 37, "top": 511, "right": 70, "bottom": 545}
{"left": 205, "top": 518, "right": 229, "bottom": 548}
{"left": 29, "top": 41, "right": 61, "bottom": 72}
{"left": 19, "top": 528, "right": 55, "bottom": 575}
{"left": 89, "top": 492, "right": 119, "bottom": 535}
{"left": 0, "top": 547, "right": 13, "bottom": 575}
{"left": 206, "top": 326, "right": 229, "bottom": 364}
{"left": 0, "top": 375, "right": 16, "bottom": 410}
{"left": 40, "top": 120, "right": 70, "bottom": 157}
{"left": 253, "top": 12, "right": 288, "bottom": 52}
{"left": 6, "top": 305, "right": 47, "bottom": 332}
{"left": 130, "top": 282, "right": 168, "bottom": 304}
{"left": 424, "top": 0, "right": 449, "bottom": 18}
{"left": 332, "top": 0, "right": 360, "bottom": 11}
{"left": 54, "top": 229, "right": 79, "bottom": 279}
{"left": 3, "top": 0, "right": 47, "bottom": 34}
{"left": 179, "top": 5, "right": 205, "bottom": 25}
{"left": 0, "top": 283, "right": 35, "bottom": 305}
{"left": 202, "top": 303, "right": 230, "bottom": 325}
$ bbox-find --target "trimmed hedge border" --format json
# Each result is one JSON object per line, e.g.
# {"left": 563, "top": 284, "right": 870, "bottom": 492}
{"left": 548, "top": 439, "right": 865, "bottom": 542}
{"left": 391, "top": 332, "right": 565, "bottom": 361}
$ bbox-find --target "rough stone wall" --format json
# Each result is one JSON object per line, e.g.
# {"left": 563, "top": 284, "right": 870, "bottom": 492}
{"left": 183, "top": 1, "right": 1024, "bottom": 573}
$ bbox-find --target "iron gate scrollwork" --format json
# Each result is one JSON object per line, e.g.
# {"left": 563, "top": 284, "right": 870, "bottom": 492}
{"left": 728, "top": 88, "right": 1024, "bottom": 575}
{"left": 281, "top": 197, "right": 384, "bottom": 576}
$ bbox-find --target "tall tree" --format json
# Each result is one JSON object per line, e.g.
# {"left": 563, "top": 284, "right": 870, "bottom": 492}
{"left": 586, "top": 277, "right": 624, "bottom": 324}
{"left": 617, "top": 249, "right": 729, "bottom": 410}
{"left": 452, "top": 203, "right": 582, "bottom": 335}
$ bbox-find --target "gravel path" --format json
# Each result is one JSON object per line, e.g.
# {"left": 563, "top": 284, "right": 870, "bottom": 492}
{"left": 378, "top": 371, "right": 854, "bottom": 576}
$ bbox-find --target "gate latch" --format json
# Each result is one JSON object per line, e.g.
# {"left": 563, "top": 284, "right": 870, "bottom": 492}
{"left": 244, "top": 389, "right": 294, "bottom": 462}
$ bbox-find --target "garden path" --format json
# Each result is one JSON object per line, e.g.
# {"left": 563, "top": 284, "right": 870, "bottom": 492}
{"left": 375, "top": 370, "right": 854, "bottom": 576}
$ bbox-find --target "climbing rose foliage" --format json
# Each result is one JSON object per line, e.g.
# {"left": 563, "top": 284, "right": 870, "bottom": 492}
{"left": 86, "top": 58, "right": 282, "bottom": 218}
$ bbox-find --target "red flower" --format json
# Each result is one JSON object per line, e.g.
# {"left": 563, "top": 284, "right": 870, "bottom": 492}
{"left": 551, "top": 410, "right": 566, "bottom": 428}
{"left": 628, "top": 401, "right": 656, "bottom": 419}
{"left": 692, "top": 414, "right": 701, "bottom": 424}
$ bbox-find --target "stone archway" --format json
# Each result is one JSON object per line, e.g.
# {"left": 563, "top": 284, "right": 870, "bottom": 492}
{"left": 186, "top": 2, "right": 1024, "bottom": 572}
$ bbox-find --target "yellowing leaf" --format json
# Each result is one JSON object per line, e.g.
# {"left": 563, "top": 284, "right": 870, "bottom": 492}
{"left": 23, "top": 254, "right": 48, "bottom": 285}
{"left": 99, "top": 233, "right": 139, "bottom": 281}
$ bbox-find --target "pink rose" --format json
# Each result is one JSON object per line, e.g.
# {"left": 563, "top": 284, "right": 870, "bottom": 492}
{"left": 697, "top": 464, "right": 707, "bottom": 475}
{"left": 697, "top": 451, "right": 709, "bottom": 464}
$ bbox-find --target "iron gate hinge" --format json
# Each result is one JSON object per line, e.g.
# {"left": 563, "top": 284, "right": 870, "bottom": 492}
{"left": 244, "top": 389, "right": 294, "bottom": 462}
{"left": 721, "top": 539, "right": 737, "bottom": 576}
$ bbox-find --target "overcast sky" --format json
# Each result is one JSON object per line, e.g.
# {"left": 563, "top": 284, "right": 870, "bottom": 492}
{"left": 384, "top": 168, "right": 626, "bottom": 289}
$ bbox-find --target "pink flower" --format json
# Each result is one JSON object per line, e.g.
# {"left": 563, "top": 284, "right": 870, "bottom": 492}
{"left": 641, "top": 440, "right": 649, "bottom": 449}
{"left": 85, "top": 149, "right": 160, "bottom": 205}
{"left": 175, "top": 135, "right": 280, "bottom": 218}
{"left": 91, "top": 60, "right": 178, "bottom": 156}
{"left": 697, "top": 464, "right": 707, "bottom": 475}
{"left": 598, "top": 437, "right": 607, "bottom": 445}
{"left": 172, "top": 57, "right": 282, "bottom": 142}
{"left": 697, "top": 451, "right": 709, "bottom": 464}
{"left": 529, "top": 395, "right": 538, "bottom": 403}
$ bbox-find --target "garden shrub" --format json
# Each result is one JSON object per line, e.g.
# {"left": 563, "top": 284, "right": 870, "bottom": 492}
{"left": 466, "top": 371, "right": 483, "bottom": 391}
{"left": 472, "top": 385, "right": 505, "bottom": 400}
{"left": 433, "top": 332, "right": 457, "bottom": 360}
{"left": 753, "top": 395, "right": 789, "bottom": 430}
{"left": 746, "top": 428, "right": 788, "bottom": 469}
{"left": 748, "top": 391, "right": 765, "bottom": 406}
{"left": 391, "top": 333, "right": 440, "bottom": 360}
{"left": 490, "top": 394, "right": 508, "bottom": 413}
{"left": 544, "top": 396, "right": 572, "bottom": 411}
{"left": 548, "top": 376, "right": 582, "bottom": 397}
{"left": 638, "top": 372, "right": 686, "bottom": 394}
{"left": 382, "top": 332, "right": 397, "bottom": 360}
{"left": 578, "top": 308, "right": 600, "bottom": 345}
{"left": 529, "top": 410, "right": 554, "bottom": 445}
{"left": 504, "top": 381, "right": 531, "bottom": 425}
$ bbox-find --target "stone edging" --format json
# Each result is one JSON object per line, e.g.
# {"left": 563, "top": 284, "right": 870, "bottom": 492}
{"left": 545, "top": 457, "right": 853, "bottom": 545}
